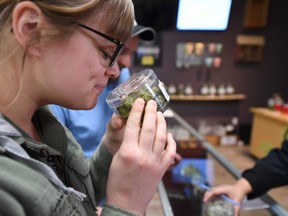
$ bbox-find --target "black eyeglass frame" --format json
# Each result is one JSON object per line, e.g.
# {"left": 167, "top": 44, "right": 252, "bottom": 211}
{"left": 78, "top": 23, "right": 124, "bottom": 67}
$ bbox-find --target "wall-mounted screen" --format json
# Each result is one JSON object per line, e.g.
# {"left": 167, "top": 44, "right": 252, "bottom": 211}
{"left": 176, "top": 0, "right": 232, "bottom": 31}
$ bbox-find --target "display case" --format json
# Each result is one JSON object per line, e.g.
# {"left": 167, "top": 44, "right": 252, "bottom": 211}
{"left": 157, "top": 108, "right": 288, "bottom": 216}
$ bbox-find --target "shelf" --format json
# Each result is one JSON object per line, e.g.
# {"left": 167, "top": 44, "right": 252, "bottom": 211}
{"left": 170, "top": 94, "right": 246, "bottom": 101}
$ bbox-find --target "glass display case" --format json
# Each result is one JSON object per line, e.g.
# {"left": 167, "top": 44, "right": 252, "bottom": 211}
{"left": 157, "top": 108, "right": 288, "bottom": 216}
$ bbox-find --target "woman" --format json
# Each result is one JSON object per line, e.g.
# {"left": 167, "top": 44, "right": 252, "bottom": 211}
{"left": 0, "top": 0, "right": 176, "bottom": 215}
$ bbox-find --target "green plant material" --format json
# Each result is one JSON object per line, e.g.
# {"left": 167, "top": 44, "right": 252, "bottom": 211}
{"left": 203, "top": 197, "right": 235, "bottom": 216}
{"left": 116, "top": 84, "right": 169, "bottom": 121}
{"left": 182, "top": 164, "right": 201, "bottom": 177}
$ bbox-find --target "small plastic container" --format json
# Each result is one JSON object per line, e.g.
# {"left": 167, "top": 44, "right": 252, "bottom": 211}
{"left": 202, "top": 196, "right": 236, "bottom": 216}
{"left": 106, "top": 69, "right": 170, "bottom": 121}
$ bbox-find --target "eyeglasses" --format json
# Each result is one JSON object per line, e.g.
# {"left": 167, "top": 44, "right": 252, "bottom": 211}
{"left": 78, "top": 23, "right": 124, "bottom": 67}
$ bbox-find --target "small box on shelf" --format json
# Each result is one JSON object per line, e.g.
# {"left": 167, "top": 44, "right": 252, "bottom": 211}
{"left": 219, "top": 135, "right": 238, "bottom": 146}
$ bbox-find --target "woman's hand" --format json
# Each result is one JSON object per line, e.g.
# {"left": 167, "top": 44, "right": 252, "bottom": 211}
{"left": 101, "top": 114, "right": 126, "bottom": 155}
{"left": 167, "top": 152, "right": 182, "bottom": 170}
{"left": 203, "top": 178, "right": 253, "bottom": 215}
{"left": 106, "top": 98, "right": 177, "bottom": 216}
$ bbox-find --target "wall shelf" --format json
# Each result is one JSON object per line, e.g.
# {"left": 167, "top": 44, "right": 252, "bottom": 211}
{"left": 170, "top": 94, "right": 246, "bottom": 101}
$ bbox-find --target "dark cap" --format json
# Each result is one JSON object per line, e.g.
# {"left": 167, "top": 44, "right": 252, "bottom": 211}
{"left": 132, "top": 20, "right": 156, "bottom": 42}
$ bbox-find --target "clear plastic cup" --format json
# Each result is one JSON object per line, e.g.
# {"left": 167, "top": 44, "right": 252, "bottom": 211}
{"left": 106, "top": 69, "right": 170, "bottom": 121}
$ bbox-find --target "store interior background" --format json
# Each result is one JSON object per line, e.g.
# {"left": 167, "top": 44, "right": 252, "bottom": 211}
{"left": 131, "top": 0, "right": 288, "bottom": 144}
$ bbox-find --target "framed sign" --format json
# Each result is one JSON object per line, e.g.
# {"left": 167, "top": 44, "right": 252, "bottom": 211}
{"left": 235, "top": 35, "right": 266, "bottom": 63}
{"left": 134, "top": 44, "right": 161, "bottom": 67}
{"left": 134, "top": 35, "right": 162, "bottom": 67}
{"left": 243, "top": 0, "right": 270, "bottom": 29}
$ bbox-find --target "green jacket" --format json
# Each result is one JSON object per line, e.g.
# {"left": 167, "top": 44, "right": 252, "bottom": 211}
{"left": 0, "top": 107, "right": 135, "bottom": 216}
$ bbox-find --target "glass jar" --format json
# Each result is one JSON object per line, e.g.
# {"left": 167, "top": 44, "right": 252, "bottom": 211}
{"left": 209, "top": 83, "right": 217, "bottom": 96}
{"left": 177, "top": 83, "right": 185, "bottom": 95}
{"left": 202, "top": 196, "right": 235, "bottom": 216}
{"left": 106, "top": 69, "right": 170, "bottom": 121}
{"left": 226, "top": 83, "right": 235, "bottom": 95}
{"left": 200, "top": 83, "right": 209, "bottom": 95}
{"left": 167, "top": 83, "right": 177, "bottom": 95}
{"left": 184, "top": 83, "right": 193, "bottom": 95}
{"left": 217, "top": 83, "right": 226, "bottom": 96}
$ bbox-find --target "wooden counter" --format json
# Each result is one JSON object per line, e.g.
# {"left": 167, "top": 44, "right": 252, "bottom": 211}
{"left": 249, "top": 108, "right": 288, "bottom": 158}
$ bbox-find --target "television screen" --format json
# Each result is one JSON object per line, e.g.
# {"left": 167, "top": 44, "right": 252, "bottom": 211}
{"left": 176, "top": 0, "right": 232, "bottom": 31}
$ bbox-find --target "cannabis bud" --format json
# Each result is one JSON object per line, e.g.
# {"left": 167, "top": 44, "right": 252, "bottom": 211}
{"left": 106, "top": 69, "right": 170, "bottom": 121}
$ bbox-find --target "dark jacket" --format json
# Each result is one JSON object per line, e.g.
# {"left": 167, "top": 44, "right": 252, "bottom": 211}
{"left": 242, "top": 140, "right": 288, "bottom": 199}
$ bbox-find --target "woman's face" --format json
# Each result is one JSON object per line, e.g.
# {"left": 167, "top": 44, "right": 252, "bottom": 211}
{"left": 35, "top": 12, "right": 121, "bottom": 110}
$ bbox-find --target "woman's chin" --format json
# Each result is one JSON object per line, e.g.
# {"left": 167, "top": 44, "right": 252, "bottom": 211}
{"left": 85, "top": 99, "right": 98, "bottom": 110}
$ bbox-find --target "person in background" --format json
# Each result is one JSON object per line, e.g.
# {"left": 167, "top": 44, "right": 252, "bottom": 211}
{"left": 203, "top": 139, "right": 288, "bottom": 215}
{"left": 0, "top": 0, "right": 176, "bottom": 215}
{"left": 50, "top": 20, "right": 156, "bottom": 158}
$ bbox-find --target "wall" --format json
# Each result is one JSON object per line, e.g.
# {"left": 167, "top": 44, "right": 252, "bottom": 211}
{"left": 132, "top": 1, "right": 288, "bottom": 136}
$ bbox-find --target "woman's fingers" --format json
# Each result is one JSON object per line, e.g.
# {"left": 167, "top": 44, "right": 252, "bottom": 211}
{"left": 121, "top": 98, "right": 175, "bottom": 168}
{"left": 138, "top": 100, "right": 157, "bottom": 152}
{"left": 121, "top": 98, "right": 145, "bottom": 148}
{"left": 152, "top": 111, "right": 167, "bottom": 155}
{"left": 161, "top": 133, "right": 177, "bottom": 168}
{"left": 108, "top": 114, "right": 126, "bottom": 131}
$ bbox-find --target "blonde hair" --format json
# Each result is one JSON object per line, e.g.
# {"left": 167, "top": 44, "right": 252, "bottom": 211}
{"left": 0, "top": 0, "right": 134, "bottom": 40}
{"left": 0, "top": 0, "right": 134, "bottom": 109}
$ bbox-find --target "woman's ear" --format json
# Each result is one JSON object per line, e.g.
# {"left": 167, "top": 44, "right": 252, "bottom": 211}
{"left": 12, "top": 2, "right": 43, "bottom": 57}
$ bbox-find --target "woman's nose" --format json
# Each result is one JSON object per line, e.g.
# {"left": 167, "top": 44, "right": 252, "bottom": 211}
{"left": 105, "top": 62, "right": 120, "bottom": 79}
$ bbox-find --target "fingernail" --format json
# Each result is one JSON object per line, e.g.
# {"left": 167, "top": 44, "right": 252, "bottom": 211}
{"left": 148, "top": 100, "right": 157, "bottom": 107}
{"left": 135, "top": 98, "right": 145, "bottom": 105}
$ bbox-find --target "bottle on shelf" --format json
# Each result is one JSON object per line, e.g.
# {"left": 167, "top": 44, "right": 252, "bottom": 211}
{"left": 226, "top": 83, "right": 235, "bottom": 95}
{"left": 200, "top": 83, "right": 209, "bottom": 95}
{"left": 217, "top": 83, "right": 226, "bottom": 96}
{"left": 208, "top": 83, "right": 217, "bottom": 96}
{"left": 177, "top": 83, "right": 185, "bottom": 95}
{"left": 267, "top": 93, "right": 284, "bottom": 111}
{"left": 167, "top": 83, "right": 177, "bottom": 95}
{"left": 184, "top": 83, "right": 193, "bottom": 95}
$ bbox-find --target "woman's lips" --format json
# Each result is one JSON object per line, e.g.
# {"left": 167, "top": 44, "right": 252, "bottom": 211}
{"left": 94, "top": 84, "right": 106, "bottom": 93}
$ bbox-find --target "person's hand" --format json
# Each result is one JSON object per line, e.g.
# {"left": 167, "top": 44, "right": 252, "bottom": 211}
{"left": 167, "top": 152, "right": 182, "bottom": 170}
{"left": 101, "top": 114, "right": 126, "bottom": 155}
{"left": 106, "top": 98, "right": 177, "bottom": 216}
{"left": 203, "top": 178, "right": 253, "bottom": 215}
{"left": 96, "top": 206, "right": 102, "bottom": 215}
